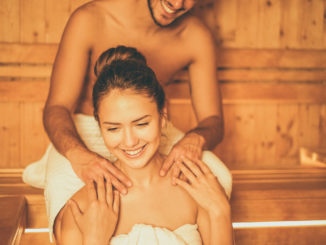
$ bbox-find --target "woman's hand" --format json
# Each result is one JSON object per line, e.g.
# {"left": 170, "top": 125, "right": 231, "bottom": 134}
{"left": 174, "top": 156, "right": 230, "bottom": 215}
{"left": 68, "top": 177, "right": 120, "bottom": 245}
{"left": 160, "top": 132, "right": 204, "bottom": 184}
{"left": 68, "top": 148, "right": 132, "bottom": 194}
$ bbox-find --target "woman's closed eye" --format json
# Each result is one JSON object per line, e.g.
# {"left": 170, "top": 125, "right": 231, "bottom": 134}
{"left": 107, "top": 127, "right": 119, "bottom": 132}
{"left": 136, "top": 122, "right": 149, "bottom": 127}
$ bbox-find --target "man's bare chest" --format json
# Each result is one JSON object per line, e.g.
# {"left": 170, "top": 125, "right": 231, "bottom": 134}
{"left": 90, "top": 31, "right": 190, "bottom": 84}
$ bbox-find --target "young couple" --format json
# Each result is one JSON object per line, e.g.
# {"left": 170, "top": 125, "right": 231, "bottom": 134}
{"left": 55, "top": 46, "right": 233, "bottom": 245}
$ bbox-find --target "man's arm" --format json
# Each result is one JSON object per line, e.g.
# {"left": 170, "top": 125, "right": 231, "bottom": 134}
{"left": 161, "top": 18, "right": 223, "bottom": 177}
{"left": 43, "top": 7, "right": 130, "bottom": 191}
{"left": 186, "top": 19, "right": 224, "bottom": 150}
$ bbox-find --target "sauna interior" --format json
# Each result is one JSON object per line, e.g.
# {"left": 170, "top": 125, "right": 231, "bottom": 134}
{"left": 0, "top": 0, "right": 325, "bottom": 244}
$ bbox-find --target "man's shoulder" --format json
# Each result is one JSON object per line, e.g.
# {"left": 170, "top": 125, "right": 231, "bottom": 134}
{"left": 177, "top": 15, "right": 211, "bottom": 37}
{"left": 69, "top": 0, "right": 114, "bottom": 22}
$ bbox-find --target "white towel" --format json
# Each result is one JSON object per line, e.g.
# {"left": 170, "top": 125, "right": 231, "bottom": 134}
{"left": 110, "top": 224, "right": 201, "bottom": 245}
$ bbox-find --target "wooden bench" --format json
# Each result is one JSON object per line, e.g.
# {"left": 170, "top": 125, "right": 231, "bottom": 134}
{"left": 0, "top": 195, "right": 26, "bottom": 245}
{"left": 1, "top": 168, "right": 326, "bottom": 245}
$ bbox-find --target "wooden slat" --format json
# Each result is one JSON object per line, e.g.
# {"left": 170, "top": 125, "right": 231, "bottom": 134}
{"left": 174, "top": 69, "right": 326, "bottom": 82}
{"left": 1, "top": 80, "right": 323, "bottom": 104}
{"left": 0, "top": 0, "right": 20, "bottom": 43}
{"left": 0, "top": 44, "right": 57, "bottom": 64}
{"left": 0, "top": 81, "right": 49, "bottom": 102}
{"left": 0, "top": 103, "right": 20, "bottom": 168}
{"left": 234, "top": 226, "right": 326, "bottom": 245}
{"left": 0, "top": 196, "right": 26, "bottom": 245}
{"left": 0, "top": 64, "right": 52, "bottom": 78}
{"left": 217, "top": 49, "right": 326, "bottom": 68}
{"left": 0, "top": 43, "right": 325, "bottom": 68}
{"left": 166, "top": 82, "right": 326, "bottom": 104}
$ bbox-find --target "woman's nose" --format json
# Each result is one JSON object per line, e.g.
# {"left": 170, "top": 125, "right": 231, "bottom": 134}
{"left": 123, "top": 128, "right": 139, "bottom": 147}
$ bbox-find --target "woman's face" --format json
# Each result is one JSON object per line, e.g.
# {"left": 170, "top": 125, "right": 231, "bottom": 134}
{"left": 98, "top": 89, "right": 164, "bottom": 169}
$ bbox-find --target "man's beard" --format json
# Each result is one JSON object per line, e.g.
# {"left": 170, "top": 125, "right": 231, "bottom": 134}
{"left": 147, "top": 0, "right": 175, "bottom": 28}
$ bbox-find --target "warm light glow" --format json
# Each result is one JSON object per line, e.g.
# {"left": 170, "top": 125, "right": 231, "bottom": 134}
{"left": 24, "top": 220, "right": 326, "bottom": 233}
{"left": 232, "top": 220, "right": 326, "bottom": 228}
{"left": 25, "top": 228, "right": 49, "bottom": 233}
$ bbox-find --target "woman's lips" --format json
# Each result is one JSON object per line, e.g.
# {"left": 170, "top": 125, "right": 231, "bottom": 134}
{"left": 122, "top": 144, "right": 147, "bottom": 158}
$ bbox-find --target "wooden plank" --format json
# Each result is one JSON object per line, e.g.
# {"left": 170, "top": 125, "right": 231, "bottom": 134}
{"left": 1, "top": 80, "right": 324, "bottom": 104}
{"left": 0, "top": 0, "right": 20, "bottom": 43}
{"left": 20, "top": 0, "right": 46, "bottom": 43}
{"left": 0, "top": 43, "right": 325, "bottom": 68}
{"left": 214, "top": 0, "right": 237, "bottom": 46}
{"left": 256, "top": 0, "right": 281, "bottom": 48}
{"left": 0, "top": 64, "right": 52, "bottom": 78}
{"left": 165, "top": 82, "right": 326, "bottom": 104}
{"left": 20, "top": 103, "right": 49, "bottom": 168}
{"left": 0, "top": 44, "right": 57, "bottom": 64}
{"left": 217, "top": 49, "right": 326, "bottom": 68}
{"left": 235, "top": 0, "right": 259, "bottom": 48}
{"left": 298, "top": 0, "right": 324, "bottom": 49}
{"left": 234, "top": 226, "right": 326, "bottom": 245}
{"left": 21, "top": 233, "right": 53, "bottom": 245}
{"left": 0, "top": 81, "right": 49, "bottom": 102}
{"left": 0, "top": 196, "right": 26, "bottom": 245}
{"left": 174, "top": 68, "right": 326, "bottom": 82}
{"left": 45, "top": 0, "right": 70, "bottom": 43}
{"left": 0, "top": 103, "right": 21, "bottom": 168}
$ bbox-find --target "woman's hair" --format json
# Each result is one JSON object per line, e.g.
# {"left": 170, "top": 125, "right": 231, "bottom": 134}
{"left": 93, "top": 46, "right": 165, "bottom": 121}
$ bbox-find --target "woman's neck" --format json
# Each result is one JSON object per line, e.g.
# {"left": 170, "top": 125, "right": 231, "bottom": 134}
{"left": 116, "top": 153, "right": 165, "bottom": 188}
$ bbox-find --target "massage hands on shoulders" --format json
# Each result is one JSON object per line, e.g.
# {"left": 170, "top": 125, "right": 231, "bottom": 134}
{"left": 76, "top": 128, "right": 207, "bottom": 194}
{"left": 69, "top": 156, "right": 229, "bottom": 245}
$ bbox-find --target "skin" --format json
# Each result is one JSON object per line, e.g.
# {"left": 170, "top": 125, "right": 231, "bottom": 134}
{"left": 44, "top": 0, "right": 224, "bottom": 193}
{"left": 56, "top": 90, "right": 232, "bottom": 245}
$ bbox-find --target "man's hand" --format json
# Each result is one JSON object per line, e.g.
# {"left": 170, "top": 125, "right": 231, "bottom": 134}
{"left": 160, "top": 132, "right": 205, "bottom": 184}
{"left": 68, "top": 148, "right": 132, "bottom": 194}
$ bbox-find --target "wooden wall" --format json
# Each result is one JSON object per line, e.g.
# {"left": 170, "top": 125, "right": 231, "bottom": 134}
{"left": 0, "top": 0, "right": 325, "bottom": 169}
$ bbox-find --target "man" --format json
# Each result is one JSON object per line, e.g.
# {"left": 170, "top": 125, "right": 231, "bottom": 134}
{"left": 23, "top": 0, "right": 231, "bottom": 239}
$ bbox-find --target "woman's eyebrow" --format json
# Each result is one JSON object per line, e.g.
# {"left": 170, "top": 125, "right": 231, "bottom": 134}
{"left": 102, "top": 115, "right": 151, "bottom": 125}
{"left": 132, "top": 115, "right": 150, "bottom": 123}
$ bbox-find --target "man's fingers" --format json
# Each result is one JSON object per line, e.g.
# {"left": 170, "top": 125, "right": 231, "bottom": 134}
{"left": 69, "top": 199, "right": 82, "bottom": 225}
{"left": 104, "top": 162, "right": 132, "bottom": 187}
{"left": 109, "top": 174, "right": 128, "bottom": 195}
{"left": 171, "top": 164, "right": 181, "bottom": 185}
{"left": 161, "top": 152, "right": 175, "bottom": 176}
{"left": 113, "top": 190, "right": 120, "bottom": 213}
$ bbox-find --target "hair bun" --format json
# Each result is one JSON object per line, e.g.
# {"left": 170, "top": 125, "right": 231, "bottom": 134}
{"left": 94, "top": 45, "right": 147, "bottom": 76}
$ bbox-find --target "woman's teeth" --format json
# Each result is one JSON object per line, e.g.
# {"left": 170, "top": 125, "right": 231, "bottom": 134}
{"left": 161, "top": 1, "right": 175, "bottom": 14}
{"left": 124, "top": 146, "right": 144, "bottom": 156}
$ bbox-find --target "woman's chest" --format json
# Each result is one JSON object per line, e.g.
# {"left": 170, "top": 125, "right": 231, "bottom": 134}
{"left": 114, "top": 186, "right": 197, "bottom": 236}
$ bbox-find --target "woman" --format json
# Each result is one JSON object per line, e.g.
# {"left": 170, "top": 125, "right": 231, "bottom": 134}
{"left": 55, "top": 46, "right": 233, "bottom": 244}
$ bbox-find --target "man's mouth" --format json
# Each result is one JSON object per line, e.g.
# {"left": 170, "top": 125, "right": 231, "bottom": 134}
{"left": 161, "top": 0, "right": 176, "bottom": 15}
{"left": 122, "top": 145, "right": 147, "bottom": 158}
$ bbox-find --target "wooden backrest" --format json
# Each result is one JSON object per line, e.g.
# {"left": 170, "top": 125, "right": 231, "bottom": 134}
{"left": 0, "top": 43, "right": 325, "bottom": 169}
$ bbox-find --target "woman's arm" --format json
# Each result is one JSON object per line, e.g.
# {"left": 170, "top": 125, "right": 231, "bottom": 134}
{"left": 175, "top": 157, "right": 233, "bottom": 245}
{"left": 58, "top": 177, "right": 120, "bottom": 245}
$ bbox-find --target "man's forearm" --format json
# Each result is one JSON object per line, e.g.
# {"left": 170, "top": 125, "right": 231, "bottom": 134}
{"left": 186, "top": 115, "right": 224, "bottom": 150}
{"left": 43, "top": 105, "right": 88, "bottom": 159}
